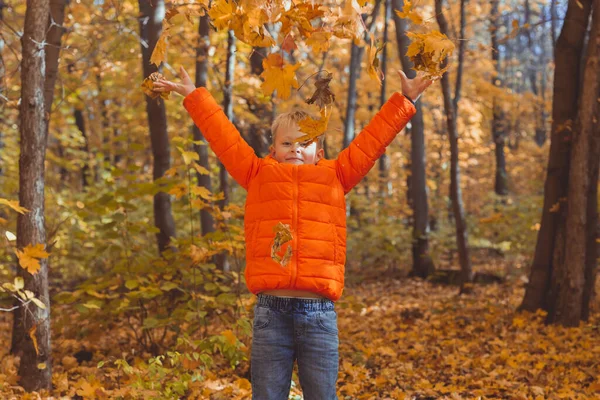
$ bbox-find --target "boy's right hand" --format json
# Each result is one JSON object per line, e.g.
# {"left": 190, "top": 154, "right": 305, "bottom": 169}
{"left": 152, "top": 66, "right": 196, "bottom": 97}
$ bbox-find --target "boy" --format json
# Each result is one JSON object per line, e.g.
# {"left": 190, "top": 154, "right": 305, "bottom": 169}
{"left": 153, "top": 67, "right": 432, "bottom": 399}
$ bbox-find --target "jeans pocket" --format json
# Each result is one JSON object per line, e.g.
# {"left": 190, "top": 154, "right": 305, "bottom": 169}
{"left": 317, "top": 310, "right": 338, "bottom": 335}
{"left": 253, "top": 306, "right": 272, "bottom": 331}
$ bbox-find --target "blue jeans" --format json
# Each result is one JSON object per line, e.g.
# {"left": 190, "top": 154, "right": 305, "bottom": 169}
{"left": 251, "top": 294, "right": 339, "bottom": 400}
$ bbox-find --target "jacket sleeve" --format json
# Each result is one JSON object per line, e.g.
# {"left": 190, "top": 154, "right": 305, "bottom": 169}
{"left": 335, "top": 92, "right": 416, "bottom": 194}
{"left": 183, "top": 87, "right": 260, "bottom": 190}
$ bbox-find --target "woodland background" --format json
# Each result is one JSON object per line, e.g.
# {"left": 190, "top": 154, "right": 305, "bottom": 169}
{"left": 1, "top": 0, "right": 599, "bottom": 398}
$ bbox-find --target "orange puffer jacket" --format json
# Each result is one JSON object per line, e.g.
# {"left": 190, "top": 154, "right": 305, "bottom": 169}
{"left": 183, "top": 88, "right": 415, "bottom": 301}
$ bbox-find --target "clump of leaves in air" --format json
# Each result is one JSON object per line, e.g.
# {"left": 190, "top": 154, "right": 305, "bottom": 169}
{"left": 271, "top": 222, "right": 293, "bottom": 267}
{"left": 406, "top": 31, "right": 455, "bottom": 78}
{"left": 295, "top": 70, "right": 336, "bottom": 143}
{"left": 141, "top": 72, "right": 170, "bottom": 100}
{"left": 395, "top": 0, "right": 455, "bottom": 79}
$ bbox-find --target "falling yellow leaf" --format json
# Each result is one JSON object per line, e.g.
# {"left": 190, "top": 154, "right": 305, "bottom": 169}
{"left": 297, "top": 107, "right": 332, "bottom": 143}
{"left": 208, "top": 0, "right": 235, "bottom": 30}
{"left": 260, "top": 54, "right": 300, "bottom": 100}
{"left": 150, "top": 35, "right": 167, "bottom": 67}
{"left": 0, "top": 198, "right": 29, "bottom": 214}
{"left": 367, "top": 33, "right": 385, "bottom": 85}
{"left": 395, "top": 0, "right": 424, "bottom": 25}
{"left": 406, "top": 30, "right": 455, "bottom": 78}
{"left": 15, "top": 243, "right": 50, "bottom": 275}
{"left": 306, "top": 30, "right": 332, "bottom": 56}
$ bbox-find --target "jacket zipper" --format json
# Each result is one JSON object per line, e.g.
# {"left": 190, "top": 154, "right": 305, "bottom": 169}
{"left": 290, "top": 166, "right": 298, "bottom": 288}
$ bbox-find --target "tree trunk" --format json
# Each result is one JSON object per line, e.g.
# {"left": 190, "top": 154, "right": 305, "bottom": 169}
{"left": 216, "top": 29, "right": 236, "bottom": 272}
{"left": 43, "top": 0, "right": 67, "bottom": 126}
{"left": 247, "top": 46, "right": 271, "bottom": 156}
{"left": 393, "top": 0, "right": 435, "bottom": 278}
{"left": 435, "top": 0, "right": 473, "bottom": 292}
{"left": 0, "top": 0, "right": 5, "bottom": 179}
{"left": 74, "top": 107, "right": 90, "bottom": 187}
{"left": 342, "top": 1, "right": 381, "bottom": 149}
{"left": 378, "top": 0, "right": 391, "bottom": 199}
{"left": 138, "top": 0, "right": 176, "bottom": 254}
{"left": 13, "top": 0, "right": 52, "bottom": 391}
{"left": 520, "top": 0, "right": 592, "bottom": 314}
{"left": 491, "top": 0, "right": 508, "bottom": 195}
{"left": 193, "top": 13, "right": 215, "bottom": 237}
{"left": 549, "top": 0, "right": 599, "bottom": 326}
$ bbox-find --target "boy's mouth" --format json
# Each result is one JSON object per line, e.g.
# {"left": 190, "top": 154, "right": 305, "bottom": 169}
{"left": 285, "top": 158, "right": 304, "bottom": 164}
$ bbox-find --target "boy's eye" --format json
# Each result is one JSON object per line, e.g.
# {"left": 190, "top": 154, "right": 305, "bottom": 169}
{"left": 282, "top": 142, "right": 291, "bottom": 146}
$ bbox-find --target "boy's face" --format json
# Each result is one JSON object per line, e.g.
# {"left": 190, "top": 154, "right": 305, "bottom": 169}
{"left": 270, "top": 125, "right": 324, "bottom": 165}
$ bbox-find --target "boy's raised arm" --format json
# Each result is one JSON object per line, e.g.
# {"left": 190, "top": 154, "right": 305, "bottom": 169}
{"left": 335, "top": 71, "right": 432, "bottom": 193}
{"left": 154, "top": 67, "right": 260, "bottom": 190}
{"left": 335, "top": 93, "right": 416, "bottom": 193}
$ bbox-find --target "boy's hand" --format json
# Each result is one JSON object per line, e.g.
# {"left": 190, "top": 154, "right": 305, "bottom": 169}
{"left": 397, "top": 70, "right": 433, "bottom": 103}
{"left": 152, "top": 66, "right": 196, "bottom": 97}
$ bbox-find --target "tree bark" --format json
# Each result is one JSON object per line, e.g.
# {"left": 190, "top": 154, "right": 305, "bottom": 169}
{"left": 550, "top": 0, "right": 599, "bottom": 326}
{"left": 342, "top": 1, "right": 381, "bottom": 149}
{"left": 246, "top": 46, "right": 270, "bottom": 156}
{"left": 74, "top": 107, "right": 90, "bottom": 187}
{"left": 520, "top": 0, "right": 592, "bottom": 314}
{"left": 0, "top": 0, "right": 5, "bottom": 179}
{"left": 393, "top": 0, "right": 435, "bottom": 278}
{"left": 138, "top": 0, "right": 176, "bottom": 253}
{"left": 216, "top": 29, "right": 236, "bottom": 272}
{"left": 13, "top": 0, "right": 52, "bottom": 391}
{"left": 193, "top": 13, "right": 215, "bottom": 237}
{"left": 491, "top": 0, "right": 508, "bottom": 195}
{"left": 435, "top": 0, "right": 473, "bottom": 292}
{"left": 378, "top": 0, "right": 391, "bottom": 199}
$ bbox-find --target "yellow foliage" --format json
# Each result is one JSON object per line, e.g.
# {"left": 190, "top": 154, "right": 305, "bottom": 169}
{"left": 395, "top": 0, "right": 424, "bottom": 25}
{"left": 15, "top": 243, "right": 50, "bottom": 275}
{"left": 0, "top": 198, "right": 29, "bottom": 214}
{"left": 260, "top": 54, "right": 300, "bottom": 100}
{"left": 406, "top": 30, "right": 455, "bottom": 78}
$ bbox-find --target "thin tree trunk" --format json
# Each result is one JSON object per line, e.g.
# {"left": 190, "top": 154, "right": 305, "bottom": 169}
{"left": 13, "top": 0, "right": 52, "bottom": 391}
{"left": 193, "top": 13, "right": 215, "bottom": 237}
{"left": 342, "top": 0, "right": 381, "bottom": 149}
{"left": 247, "top": 46, "right": 270, "bottom": 156}
{"left": 393, "top": 0, "right": 435, "bottom": 277}
{"left": 74, "top": 107, "right": 90, "bottom": 187}
{"left": 216, "top": 29, "right": 236, "bottom": 272}
{"left": 378, "top": 0, "right": 391, "bottom": 199}
{"left": 436, "top": 0, "right": 472, "bottom": 292}
{"left": 520, "top": 0, "right": 592, "bottom": 314}
{"left": 138, "top": 0, "right": 176, "bottom": 253}
{"left": 550, "top": 0, "right": 599, "bottom": 326}
{"left": 491, "top": 0, "right": 508, "bottom": 195}
{"left": 0, "top": 0, "right": 5, "bottom": 179}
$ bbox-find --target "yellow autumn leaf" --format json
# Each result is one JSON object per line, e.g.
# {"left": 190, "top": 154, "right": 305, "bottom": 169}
{"left": 366, "top": 33, "right": 384, "bottom": 84}
{"left": 235, "top": 378, "right": 252, "bottom": 391}
{"left": 208, "top": 0, "right": 235, "bottom": 30}
{"left": 179, "top": 149, "right": 199, "bottom": 165}
{"left": 297, "top": 107, "right": 332, "bottom": 142}
{"left": 15, "top": 244, "right": 50, "bottom": 275}
{"left": 141, "top": 72, "right": 169, "bottom": 100}
{"left": 395, "top": 0, "right": 424, "bottom": 25}
{"left": 169, "top": 183, "right": 188, "bottom": 199}
{"left": 306, "top": 30, "right": 332, "bottom": 56}
{"left": 150, "top": 35, "right": 167, "bottom": 67}
{"left": 406, "top": 30, "right": 454, "bottom": 78}
{"left": 260, "top": 54, "right": 300, "bottom": 100}
{"left": 192, "top": 162, "right": 210, "bottom": 175}
{"left": 271, "top": 222, "right": 293, "bottom": 267}
{"left": 0, "top": 198, "right": 29, "bottom": 214}
{"left": 191, "top": 185, "right": 212, "bottom": 200}
{"left": 221, "top": 329, "right": 237, "bottom": 346}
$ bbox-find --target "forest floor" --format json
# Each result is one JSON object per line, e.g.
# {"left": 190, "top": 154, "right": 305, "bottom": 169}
{"left": 1, "top": 260, "right": 600, "bottom": 400}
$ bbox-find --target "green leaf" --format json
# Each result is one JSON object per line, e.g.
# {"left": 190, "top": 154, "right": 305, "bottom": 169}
{"left": 31, "top": 297, "right": 46, "bottom": 310}
{"left": 125, "top": 280, "right": 139, "bottom": 290}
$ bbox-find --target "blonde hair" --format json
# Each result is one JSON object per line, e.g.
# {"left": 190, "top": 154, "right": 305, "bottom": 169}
{"left": 271, "top": 110, "right": 325, "bottom": 148}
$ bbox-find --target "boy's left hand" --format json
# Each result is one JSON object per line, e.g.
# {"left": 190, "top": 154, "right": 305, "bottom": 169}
{"left": 397, "top": 70, "right": 433, "bottom": 103}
